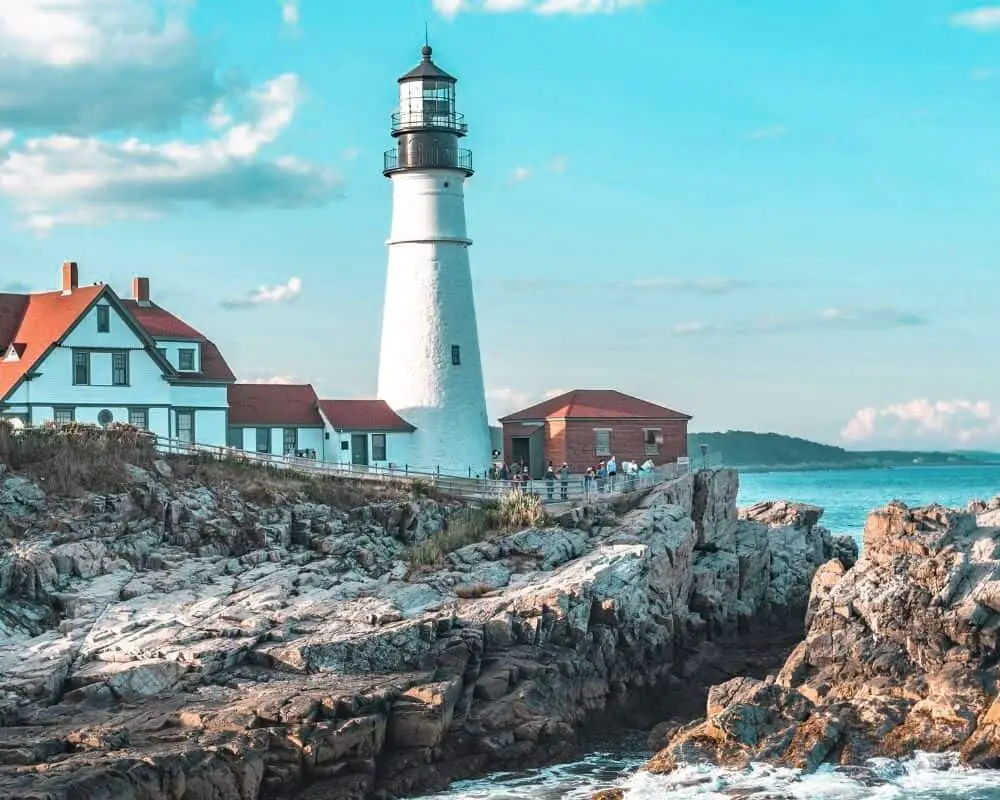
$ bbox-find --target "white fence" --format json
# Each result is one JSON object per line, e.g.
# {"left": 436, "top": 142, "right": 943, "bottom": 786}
{"left": 153, "top": 435, "right": 688, "bottom": 505}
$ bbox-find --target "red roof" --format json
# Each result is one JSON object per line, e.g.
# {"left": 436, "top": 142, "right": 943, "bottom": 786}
{"left": 0, "top": 286, "right": 105, "bottom": 398}
{"left": 120, "top": 300, "right": 202, "bottom": 339}
{"left": 499, "top": 389, "right": 691, "bottom": 423}
{"left": 228, "top": 383, "right": 322, "bottom": 426}
{"left": 121, "top": 300, "right": 235, "bottom": 383}
{"left": 318, "top": 399, "right": 416, "bottom": 432}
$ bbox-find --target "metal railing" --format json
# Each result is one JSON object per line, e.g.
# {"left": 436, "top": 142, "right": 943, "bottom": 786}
{"left": 153, "top": 435, "right": 687, "bottom": 506}
{"left": 383, "top": 147, "right": 473, "bottom": 174}
{"left": 391, "top": 111, "right": 467, "bottom": 135}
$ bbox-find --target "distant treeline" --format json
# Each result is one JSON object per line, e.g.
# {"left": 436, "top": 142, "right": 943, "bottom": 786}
{"left": 687, "top": 430, "right": 996, "bottom": 469}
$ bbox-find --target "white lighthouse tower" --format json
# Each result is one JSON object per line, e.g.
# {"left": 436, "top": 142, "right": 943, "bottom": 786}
{"left": 377, "top": 44, "right": 491, "bottom": 476}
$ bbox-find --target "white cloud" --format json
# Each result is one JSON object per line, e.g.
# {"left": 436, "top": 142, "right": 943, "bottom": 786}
{"left": 840, "top": 399, "right": 1000, "bottom": 449}
{"left": 281, "top": 0, "right": 300, "bottom": 29}
{"left": 630, "top": 276, "right": 749, "bottom": 294}
{"left": 951, "top": 6, "right": 1000, "bottom": 30}
{"left": 436, "top": 0, "right": 649, "bottom": 16}
{"left": 511, "top": 166, "right": 532, "bottom": 183}
{"left": 221, "top": 276, "right": 303, "bottom": 310}
{"left": 745, "top": 125, "right": 787, "bottom": 141}
{"left": 243, "top": 374, "right": 302, "bottom": 384}
{"left": 549, "top": 155, "right": 568, "bottom": 173}
{"left": 670, "top": 308, "right": 926, "bottom": 336}
{"left": 0, "top": 74, "right": 340, "bottom": 230}
{"left": 487, "top": 387, "right": 567, "bottom": 419}
{"left": 0, "top": 0, "right": 227, "bottom": 133}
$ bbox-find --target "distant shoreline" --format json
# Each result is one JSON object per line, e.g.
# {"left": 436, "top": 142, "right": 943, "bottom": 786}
{"left": 735, "top": 461, "right": 1000, "bottom": 474}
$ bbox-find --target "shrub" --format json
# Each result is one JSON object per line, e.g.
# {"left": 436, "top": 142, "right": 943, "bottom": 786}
{"left": 0, "top": 421, "right": 154, "bottom": 495}
{"left": 407, "top": 490, "right": 546, "bottom": 567}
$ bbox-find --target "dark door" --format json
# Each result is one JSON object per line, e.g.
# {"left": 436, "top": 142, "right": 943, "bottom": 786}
{"left": 511, "top": 437, "right": 530, "bottom": 470}
{"left": 351, "top": 434, "right": 369, "bottom": 466}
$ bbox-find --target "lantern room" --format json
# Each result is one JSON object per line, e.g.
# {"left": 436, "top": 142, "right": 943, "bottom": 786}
{"left": 391, "top": 45, "right": 468, "bottom": 136}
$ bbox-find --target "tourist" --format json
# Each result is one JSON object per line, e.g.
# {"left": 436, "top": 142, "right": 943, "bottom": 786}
{"left": 598, "top": 461, "right": 607, "bottom": 493}
{"left": 584, "top": 466, "right": 594, "bottom": 499}
{"left": 544, "top": 461, "right": 556, "bottom": 500}
{"left": 559, "top": 462, "right": 569, "bottom": 500}
{"left": 607, "top": 455, "right": 617, "bottom": 491}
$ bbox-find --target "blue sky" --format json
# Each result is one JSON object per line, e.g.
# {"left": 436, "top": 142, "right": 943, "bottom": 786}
{"left": 0, "top": 0, "right": 998, "bottom": 450}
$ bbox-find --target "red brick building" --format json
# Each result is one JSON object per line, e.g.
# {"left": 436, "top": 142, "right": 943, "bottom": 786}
{"left": 499, "top": 389, "right": 691, "bottom": 477}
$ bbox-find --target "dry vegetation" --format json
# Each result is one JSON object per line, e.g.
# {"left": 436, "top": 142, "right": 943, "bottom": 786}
{"left": 174, "top": 452, "right": 417, "bottom": 510}
{"left": 408, "top": 490, "right": 546, "bottom": 567}
{"left": 0, "top": 420, "right": 155, "bottom": 495}
{"left": 0, "top": 421, "right": 445, "bottom": 512}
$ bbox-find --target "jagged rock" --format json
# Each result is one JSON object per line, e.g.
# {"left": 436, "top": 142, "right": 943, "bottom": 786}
{"left": 0, "top": 463, "right": 829, "bottom": 798}
{"left": 646, "top": 500, "right": 1000, "bottom": 776}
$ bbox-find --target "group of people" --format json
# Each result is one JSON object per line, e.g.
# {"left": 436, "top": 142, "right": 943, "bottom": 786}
{"left": 488, "top": 456, "right": 655, "bottom": 501}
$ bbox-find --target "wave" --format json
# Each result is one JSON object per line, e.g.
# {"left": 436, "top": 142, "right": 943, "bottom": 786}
{"left": 418, "top": 753, "right": 1000, "bottom": 799}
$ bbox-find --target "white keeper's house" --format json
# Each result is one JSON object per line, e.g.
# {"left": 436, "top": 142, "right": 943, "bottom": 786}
{"left": 0, "top": 263, "right": 419, "bottom": 471}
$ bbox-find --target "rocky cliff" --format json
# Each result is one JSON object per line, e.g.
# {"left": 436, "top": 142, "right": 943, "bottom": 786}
{"left": 646, "top": 499, "right": 1000, "bottom": 777}
{"left": 0, "top": 458, "right": 850, "bottom": 799}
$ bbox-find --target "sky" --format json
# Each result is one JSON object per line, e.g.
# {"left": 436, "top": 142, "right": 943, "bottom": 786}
{"left": 0, "top": 0, "right": 998, "bottom": 451}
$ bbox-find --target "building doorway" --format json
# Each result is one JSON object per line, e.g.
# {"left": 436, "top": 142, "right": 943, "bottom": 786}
{"left": 511, "top": 437, "right": 530, "bottom": 471}
{"left": 351, "top": 434, "right": 369, "bottom": 466}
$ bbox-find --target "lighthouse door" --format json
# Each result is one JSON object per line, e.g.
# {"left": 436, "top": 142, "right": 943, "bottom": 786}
{"left": 351, "top": 434, "right": 369, "bottom": 467}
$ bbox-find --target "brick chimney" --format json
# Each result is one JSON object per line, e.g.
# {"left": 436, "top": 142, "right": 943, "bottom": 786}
{"left": 61, "top": 261, "right": 78, "bottom": 294}
{"left": 133, "top": 276, "right": 151, "bottom": 306}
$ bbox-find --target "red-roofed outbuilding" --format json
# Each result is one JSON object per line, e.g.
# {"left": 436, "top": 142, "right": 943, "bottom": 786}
{"left": 499, "top": 389, "right": 691, "bottom": 476}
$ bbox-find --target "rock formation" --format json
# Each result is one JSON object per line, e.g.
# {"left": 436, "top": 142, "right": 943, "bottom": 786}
{"left": 647, "top": 500, "right": 1000, "bottom": 776}
{"left": 0, "top": 460, "right": 849, "bottom": 799}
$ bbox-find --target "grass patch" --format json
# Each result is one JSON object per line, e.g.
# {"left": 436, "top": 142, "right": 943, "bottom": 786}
{"left": 0, "top": 421, "right": 154, "bottom": 496}
{"left": 175, "top": 451, "right": 416, "bottom": 510}
{"left": 408, "top": 490, "right": 545, "bottom": 567}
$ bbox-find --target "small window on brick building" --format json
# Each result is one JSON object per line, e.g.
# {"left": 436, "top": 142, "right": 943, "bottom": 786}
{"left": 594, "top": 428, "right": 611, "bottom": 457}
{"left": 451, "top": 345, "right": 461, "bottom": 365}
{"left": 644, "top": 428, "right": 661, "bottom": 456}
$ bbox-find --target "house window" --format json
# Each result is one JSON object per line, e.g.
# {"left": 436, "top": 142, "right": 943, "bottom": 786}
{"left": 97, "top": 305, "right": 110, "bottom": 333}
{"left": 594, "top": 428, "right": 612, "bottom": 457}
{"left": 340, "top": 440, "right": 350, "bottom": 451}
{"left": 227, "top": 428, "right": 243, "bottom": 449}
{"left": 178, "top": 348, "right": 195, "bottom": 371}
{"left": 72, "top": 350, "right": 90, "bottom": 385}
{"left": 283, "top": 427, "right": 298, "bottom": 454}
{"left": 644, "top": 428, "right": 661, "bottom": 456}
{"left": 256, "top": 427, "right": 271, "bottom": 454}
{"left": 451, "top": 345, "right": 461, "bottom": 365}
{"left": 112, "top": 350, "right": 129, "bottom": 385}
{"left": 97, "top": 409, "right": 113, "bottom": 427}
{"left": 372, "top": 433, "right": 387, "bottom": 461}
{"left": 176, "top": 410, "right": 195, "bottom": 443}
{"left": 128, "top": 408, "right": 148, "bottom": 429}
{"left": 54, "top": 407, "right": 74, "bottom": 425}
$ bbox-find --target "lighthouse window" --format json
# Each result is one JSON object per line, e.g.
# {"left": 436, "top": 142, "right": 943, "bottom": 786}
{"left": 451, "top": 345, "right": 461, "bottom": 365}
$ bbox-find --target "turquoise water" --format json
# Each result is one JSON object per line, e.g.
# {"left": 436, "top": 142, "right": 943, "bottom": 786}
{"left": 739, "top": 464, "right": 1000, "bottom": 542}
{"left": 413, "top": 466, "right": 1000, "bottom": 799}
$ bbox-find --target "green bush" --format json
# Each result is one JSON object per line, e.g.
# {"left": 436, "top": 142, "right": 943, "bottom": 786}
{"left": 408, "top": 490, "right": 545, "bottom": 567}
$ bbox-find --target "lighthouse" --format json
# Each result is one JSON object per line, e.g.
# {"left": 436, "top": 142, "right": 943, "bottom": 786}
{"left": 377, "top": 44, "right": 491, "bottom": 476}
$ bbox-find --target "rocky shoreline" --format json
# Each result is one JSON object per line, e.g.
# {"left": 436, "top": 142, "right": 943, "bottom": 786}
{"left": 641, "top": 497, "right": 1000, "bottom": 783}
{"left": 0, "top": 451, "right": 853, "bottom": 799}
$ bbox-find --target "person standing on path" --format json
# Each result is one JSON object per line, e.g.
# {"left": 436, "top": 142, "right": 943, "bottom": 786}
{"left": 544, "top": 461, "right": 556, "bottom": 500}
{"left": 559, "top": 462, "right": 569, "bottom": 500}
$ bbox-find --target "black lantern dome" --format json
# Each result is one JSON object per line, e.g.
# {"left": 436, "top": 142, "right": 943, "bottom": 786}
{"left": 384, "top": 44, "right": 472, "bottom": 177}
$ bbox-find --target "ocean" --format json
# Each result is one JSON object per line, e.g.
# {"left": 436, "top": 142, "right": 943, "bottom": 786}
{"left": 417, "top": 465, "right": 1000, "bottom": 799}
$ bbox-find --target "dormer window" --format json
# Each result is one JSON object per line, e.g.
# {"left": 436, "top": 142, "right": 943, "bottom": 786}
{"left": 178, "top": 348, "right": 195, "bottom": 371}
{"left": 97, "top": 305, "right": 110, "bottom": 333}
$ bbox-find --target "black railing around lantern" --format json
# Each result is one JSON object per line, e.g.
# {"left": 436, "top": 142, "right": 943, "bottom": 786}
{"left": 391, "top": 111, "right": 467, "bottom": 135}
{"left": 384, "top": 147, "right": 473, "bottom": 175}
